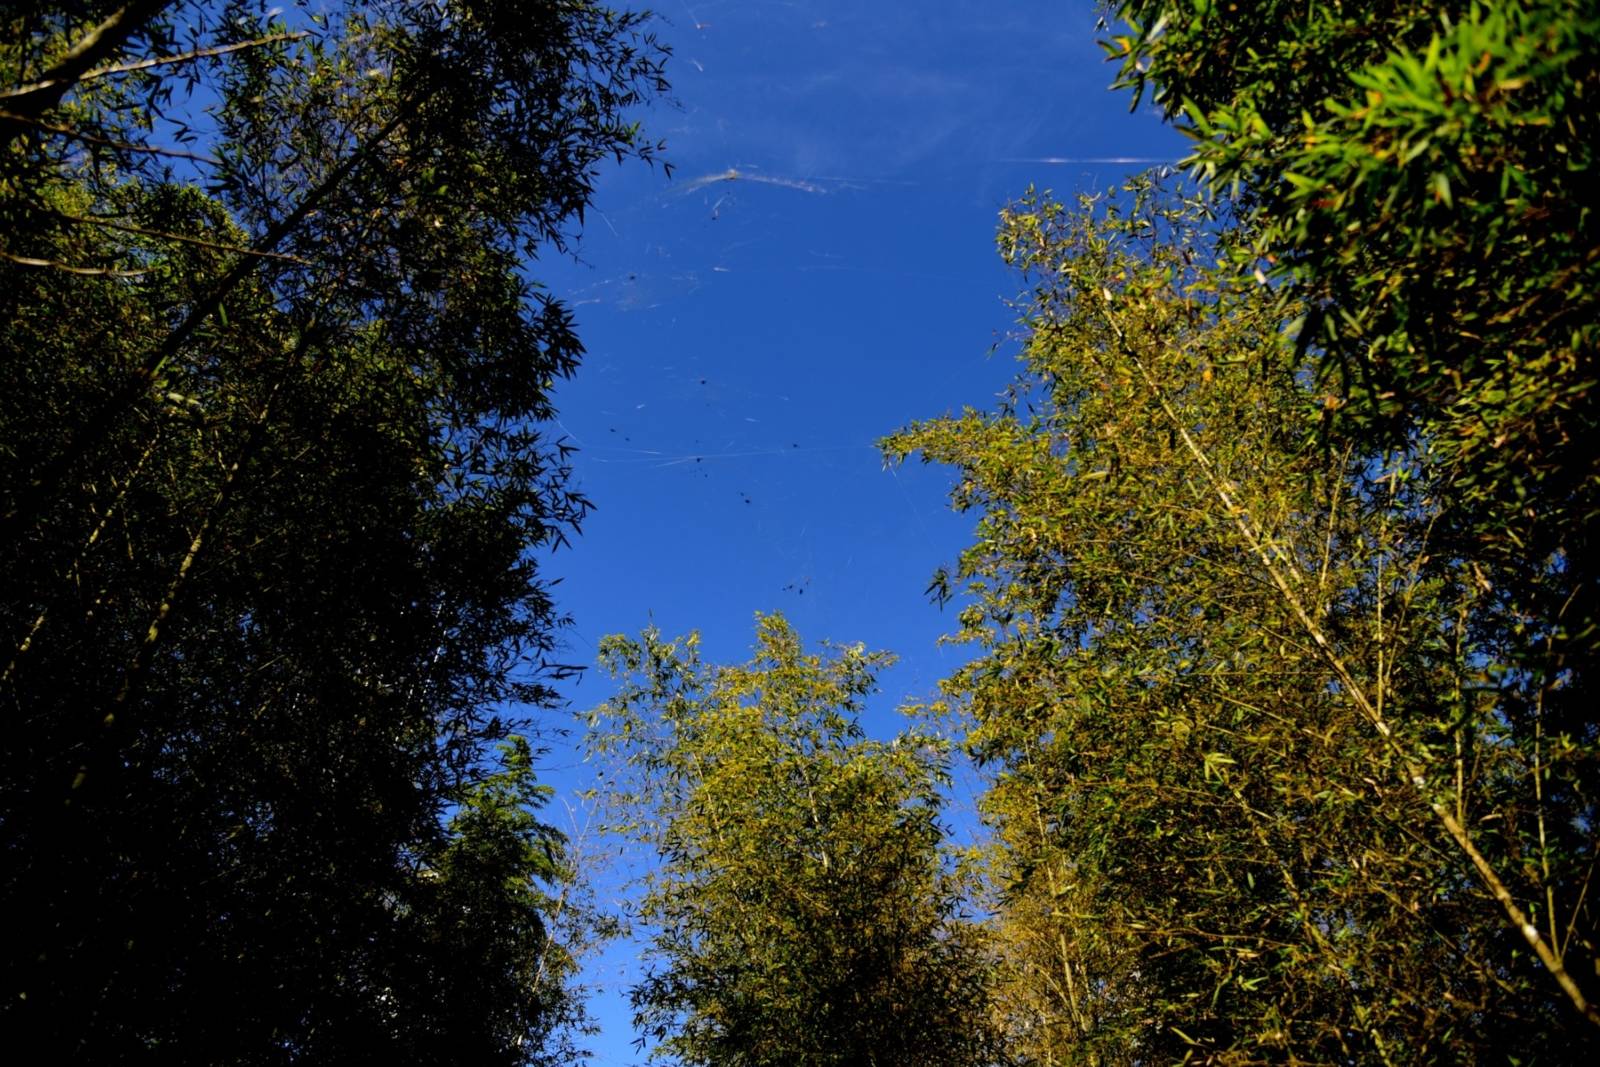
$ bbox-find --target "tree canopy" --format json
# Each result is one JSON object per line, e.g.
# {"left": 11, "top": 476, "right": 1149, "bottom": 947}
{"left": 873, "top": 0, "right": 1600, "bottom": 1054}
{"left": 1, "top": 2, "right": 664, "bottom": 1061}
{"left": 586, "top": 615, "right": 1003, "bottom": 1067}
{"left": 4, "top": 1, "right": 1596, "bottom": 1062}
{"left": 1110, "top": 0, "right": 1600, "bottom": 682}
{"left": 888, "top": 173, "right": 1599, "bottom": 1062}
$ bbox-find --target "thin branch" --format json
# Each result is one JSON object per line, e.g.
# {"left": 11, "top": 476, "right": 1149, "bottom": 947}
{"left": 72, "top": 323, "right": 320, "bottom": 796}
{"left": 1534, "top": 649, "right": 1558, "bottom": 957}
{"left": 2, "top": 0, "right": 174, "bottom": 148}
{"left": 57, "top": 212, "right": 314, "bottom": 264}
{"left": 1563, "top": 852, "right": 1597, "bottom": 961}
{"left": 2, "top": 432, "right": 161, "bottom": 687}
{"left": 2, "top": 32, "right": 308, "bottom": 98}
{"left": 0, "top": 109, "right": 218, "bottom": 161}
{"left": 1095, "top": 290, "right": 1600, "bottom": 1029}
{"left": 0, "top": 249, "right": 147, "bottom": 276}
{"left": 3, "top": 96, "right": 422, "bottom": 541}
{"left": 1315, "top": 444, "right": 1351, "bottom": 609}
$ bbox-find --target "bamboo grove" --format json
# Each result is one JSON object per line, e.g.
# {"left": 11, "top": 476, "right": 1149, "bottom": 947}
{"left": 4, "top": 0, "right": 1598, "bottom": 1064}
{"left": 2, "top": 2, "right": 665, "bottom": 1061}
{"left": 884, "top": 0, "right": 1600, "bottom": 1059}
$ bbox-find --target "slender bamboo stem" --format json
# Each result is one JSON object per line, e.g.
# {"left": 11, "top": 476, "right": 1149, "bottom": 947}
{"left": 2, "top": 0, "right": 174, "bottom": 148}
{"left": 1095, "top": 294, "right": 1600, "bottom": 1029}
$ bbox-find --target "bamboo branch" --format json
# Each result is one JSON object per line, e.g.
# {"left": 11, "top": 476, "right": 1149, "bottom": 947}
{"left": 97, "top": 376, "right": 282, "bottom": 723}
{"left": 1, "top": 0, "right": 174, "bottom": 148}
{"left": 2, "top": 432, "right": 160, "bottom": 686}
{"left": 70, "top": 319, "right": 321, "bottom": 797}
{"left": 0, "top": 248, "right": 146, "bottom": 276}
{"left": 0, "top": 110, "right": 217, "bottom": 161}
{"left": 1095, "top": 291, "right": 1600, "bottom": 1029}
{"left": 56, "top": 211, "right": 315, "bottom": 264}
{"left": 1, "top": 32, "right": 307, "bottom": 98}
{"left": 3, "top": 97, "right": 420, "bottom": 541}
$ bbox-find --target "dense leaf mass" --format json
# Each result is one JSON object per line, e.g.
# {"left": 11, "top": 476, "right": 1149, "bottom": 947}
{"left": 1112, "top": 0, "right": 1600, "bottom": 680}
{"left": 887, "top": 175, "right": 1600, "bottom": 1062}
{"left": 587, "top": 616, "right": 1004, "bottom": 1067}
{"left": 1, "top": 2, "right": 664, "bottom": 1062}
{"left": 6, "top": 1, "right": 1597, "bottom": 1062}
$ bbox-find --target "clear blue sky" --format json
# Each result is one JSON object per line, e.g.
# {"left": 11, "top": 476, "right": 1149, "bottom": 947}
{"left": 532, "top": 2, "right": 1184, "bottom": 1060}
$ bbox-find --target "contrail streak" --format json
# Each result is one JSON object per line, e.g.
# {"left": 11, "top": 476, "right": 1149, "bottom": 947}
{"left": 674, "top": 168, "right": 827, "bottom": 195}
{"left": 999, "top": 156, "right": 1179, "bottom": 165}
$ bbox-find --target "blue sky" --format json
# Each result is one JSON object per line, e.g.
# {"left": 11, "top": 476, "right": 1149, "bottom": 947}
{"left": 532, "top": 1, "right": 1185, "bottom": 1060}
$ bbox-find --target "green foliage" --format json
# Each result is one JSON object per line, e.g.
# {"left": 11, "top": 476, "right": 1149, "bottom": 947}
{"left": 586, "top": 615, "right": 1004, "bottom": 1067}
{"left": 407, "top": 737, "right": 595, "bottom": 1067}
{"left": 1109, "top": 0, "right": 1600, "bottom": 667}
{"left": 1, "top": 2, "right": 664, "bottom": 1060}
{"left": 887, "top": 178, "right": 1600, "bottom": 1062}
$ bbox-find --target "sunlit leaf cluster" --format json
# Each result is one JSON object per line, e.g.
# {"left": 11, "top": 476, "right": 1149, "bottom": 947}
{"left": 887, "top": 173, "right": 1599, "bottom": 1061}
{"left": 587, "top": 615, "right": 1003, "bottom": 1067}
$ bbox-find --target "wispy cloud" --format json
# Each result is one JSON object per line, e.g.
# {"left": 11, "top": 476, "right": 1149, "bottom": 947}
{"left": 674, "top": 168, "right": 828, "bottom": 195}
{"left": 998, "top": 156, "right": 1179, "bottom": 165}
